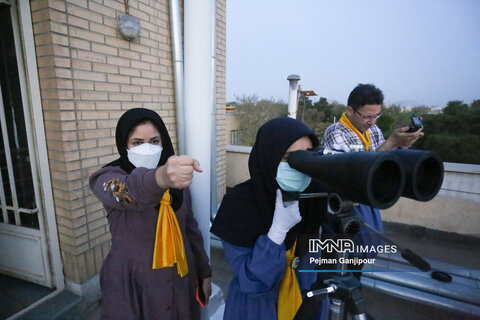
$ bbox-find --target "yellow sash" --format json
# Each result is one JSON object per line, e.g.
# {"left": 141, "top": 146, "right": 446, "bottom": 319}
{"left": 339, "top": 112, "right": 372, "bottom": 151}
{"left": 278, "top": 240, "right": 302, "bottom": 320}
{"left": 152, "top": 189, "right": 188, "bottom": 277}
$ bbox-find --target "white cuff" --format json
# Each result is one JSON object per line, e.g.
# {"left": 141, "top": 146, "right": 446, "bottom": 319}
{"left": 267, "top": 223, "right": 287, "bottom": 245}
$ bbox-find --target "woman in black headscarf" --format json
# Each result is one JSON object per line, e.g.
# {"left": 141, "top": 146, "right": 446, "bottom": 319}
{"left": 89, "top": 108, "right": 211, "bottom": 320}
{"left": 211, "top": 117, "right": 329, "bottom": 320}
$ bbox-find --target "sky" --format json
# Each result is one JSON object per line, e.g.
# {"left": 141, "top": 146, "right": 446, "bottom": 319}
{"left": 226, "top": 0, "right": 480, "bottom": 108}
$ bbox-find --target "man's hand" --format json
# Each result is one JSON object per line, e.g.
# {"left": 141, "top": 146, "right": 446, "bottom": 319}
{"left": 378, "top": 126, "right": 424, "bottom": 151}
{"left": 155, "top": 155, "right": 202, "bottom": 189}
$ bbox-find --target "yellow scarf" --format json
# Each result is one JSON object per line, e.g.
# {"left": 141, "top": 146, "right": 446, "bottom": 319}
{"left": 278, "top": 240, "right": 302, "bottom": 320}
{"left": 152, "top": 189, "right": 188, "bottom": 277}
{"left": 339, "top": 112, "right": 372, "bottom": 151}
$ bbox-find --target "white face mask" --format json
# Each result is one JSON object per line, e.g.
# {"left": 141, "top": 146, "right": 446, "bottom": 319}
{"left": 127, "top": 143, "right": 163, "bottom": 169}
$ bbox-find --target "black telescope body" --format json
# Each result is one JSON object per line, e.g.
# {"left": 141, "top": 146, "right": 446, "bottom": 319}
{"left": 288, "top": 150, "right": 405, "bottom": 209}
{"left": 287, "top": 149, "right": 444, "bottom": 209}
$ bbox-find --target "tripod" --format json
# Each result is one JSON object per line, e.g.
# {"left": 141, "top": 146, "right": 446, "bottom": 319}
{"left": 292, "top": 193, "right": 431, "bottom": 320}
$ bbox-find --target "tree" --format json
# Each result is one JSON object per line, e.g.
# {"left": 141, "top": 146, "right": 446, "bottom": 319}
{"left": 313, "top": 97, "right": 329, "bottom": 111}
{"left": 412, "top": 100, "right": 480, "bottom": 164}
{"left": 313, "top": 100, "right": 345, "bottom": 123}
{"left": 229, "top": 94, "right": 480, "bottom": 164}
{"left": 443, "top": 100, "right": 469, "bottom": 115}
{"left": 411, "top": 106, "right": 432, "bottom": 115}
{"left": 376, "top": 113, "right": 395, "bottom": 137}
{"left": 298, "top": 108, "right": 326, "bottom": 138}
{"left": 233, "top": 95, "right": 288, "bottom": 146}
{"left": 471, "top": 100, "right": 480, "bottom": 112}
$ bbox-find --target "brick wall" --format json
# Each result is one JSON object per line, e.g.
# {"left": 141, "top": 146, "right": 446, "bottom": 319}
{"left": 216, "top": 0, "right": 227, "bottom": 203}
{"left": 31, "top": 0, "right": 226, "bottom": 285}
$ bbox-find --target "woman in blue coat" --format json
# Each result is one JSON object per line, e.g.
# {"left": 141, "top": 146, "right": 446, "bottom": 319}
{"left": 211, "top": 117, "right": 329, "bottom": 320}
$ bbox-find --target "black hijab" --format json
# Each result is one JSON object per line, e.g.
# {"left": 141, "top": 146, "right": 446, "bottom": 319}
{"left": 211, "top": 117, "right": 325, "bottom": 250}
{"left": 104, "top": 108, "right": 183, "bottom": 211}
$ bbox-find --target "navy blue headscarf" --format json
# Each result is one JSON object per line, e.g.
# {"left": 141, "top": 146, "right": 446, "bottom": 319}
{"left": 211, "top": 117, "right": 324, "bottom": 249}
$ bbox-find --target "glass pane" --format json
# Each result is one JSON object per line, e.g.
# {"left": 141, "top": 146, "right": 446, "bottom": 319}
{"left": 0, "top": 126, "right": 13, "bottom": 209}
{"left": 7, "top": 209, "right": 15, "bottom": 225}
{"left": 0, "top": 201, "right": 4, "bottom": 223}
{"left": 12, "top": 148, "right": 36, "bottom": 210}
{"left": 20, "top": 211, "right": 39, "bottom": 229}
{"left": 0, "top": 4, "right": 37, "bottom": 215}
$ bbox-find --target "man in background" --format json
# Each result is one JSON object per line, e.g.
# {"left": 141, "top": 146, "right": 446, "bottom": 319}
{"left": 323, "top": 83, "right": 423, "bottom": 153}
{"left": 321, "top": 83, "right": 423, "bottom": 274}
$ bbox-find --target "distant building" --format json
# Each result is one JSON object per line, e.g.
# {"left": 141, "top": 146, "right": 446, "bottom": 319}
{"left": 429, "top": 107, "right": 443, "bottom": 114}
{"left": 225, "top": 105, "right": 245, "bottom": 145}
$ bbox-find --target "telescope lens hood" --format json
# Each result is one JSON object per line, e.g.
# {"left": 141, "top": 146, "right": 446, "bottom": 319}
{"left": 368, "top": 153, "right": 405, "bottom": 208}
{"left": 390, "top": 150, "right": 444, "bottom": 201}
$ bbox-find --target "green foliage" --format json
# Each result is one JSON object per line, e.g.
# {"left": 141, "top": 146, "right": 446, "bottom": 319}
{"left": 233, "top": 95, "right": 288, "bottom": 146}
{"left": 412, "top": 106, "right": 433, "bottom": 115}
{"left": 443, "top": 100, "right": 469, "bottom": 115}
{"left": 383, "top": 100, "right": 480, "bottom": 165}
{"left": 313, "top": 98, "right": 345, "bottom": 123}
{"left": 471, "top": 99, "right": 480, "bottom": 112}
{"left": 376, "top": 113, "right": 395, "bottom": 137}
{"left": 297, "top": 96, "right": 345, "bottom": 138}
{"left": 229, "top": 95, "right": 480, "bottom": 164}
{"left": 415, "top": 134, "right": 480, "bottom": 164}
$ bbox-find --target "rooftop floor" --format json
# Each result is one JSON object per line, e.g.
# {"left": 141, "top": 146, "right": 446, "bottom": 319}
{"left": 210, "top": 221, "right": 480, "bottom": 320}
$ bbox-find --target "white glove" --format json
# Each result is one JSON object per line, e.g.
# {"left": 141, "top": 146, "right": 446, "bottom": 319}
{"left": 267, "top": 189, "right": 302, "bottom": 245}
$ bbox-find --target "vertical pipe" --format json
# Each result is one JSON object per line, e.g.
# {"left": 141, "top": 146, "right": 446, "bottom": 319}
{"left": 169, "top": 0, "right": 186, "bottom": 154}
{"left": 287, "top": 74, "right": 300, "bottom": 118}
{"left": 184, "top": 0, "right": 214, "bottom": 259}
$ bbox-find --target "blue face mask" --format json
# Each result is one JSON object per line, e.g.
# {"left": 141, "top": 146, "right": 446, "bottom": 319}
{"left": 276, "top": 162, "right": 311, "bottom": 192}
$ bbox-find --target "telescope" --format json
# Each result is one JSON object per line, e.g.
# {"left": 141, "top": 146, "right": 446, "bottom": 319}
{"left": 287, "top": 148, "right": 444, "bottom": 210}
{"left": 288, "top": 149, "right": 445, "bottom": 320}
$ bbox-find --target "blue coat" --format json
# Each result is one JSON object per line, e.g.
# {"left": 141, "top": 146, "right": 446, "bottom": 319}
{"left": 221, "top": 234, "right": 329, "bottom": 320}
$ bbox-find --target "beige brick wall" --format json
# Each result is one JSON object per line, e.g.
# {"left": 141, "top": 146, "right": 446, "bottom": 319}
{"left": 31, "top": 0, "right": 226, "bottom": 285}
{"left": 216, "top": 0, "right": 227, "bottom": 203}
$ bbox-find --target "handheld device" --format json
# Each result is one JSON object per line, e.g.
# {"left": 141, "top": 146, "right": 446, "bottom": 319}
{"left": 407, "top": 114, "right": 423, "bottom": 132}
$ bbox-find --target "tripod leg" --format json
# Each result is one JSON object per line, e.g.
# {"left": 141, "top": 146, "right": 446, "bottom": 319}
{"left": 329, "top": 297, "right": 368, "bottom": 320}
{"left": 346, "top": 285, "right": 367, "bottom": 320}
{"left": 294, "top": 293, "right": 330, "bottom": 320}
{"left": 329, "top": 298, "right": 345, "bottom": 320}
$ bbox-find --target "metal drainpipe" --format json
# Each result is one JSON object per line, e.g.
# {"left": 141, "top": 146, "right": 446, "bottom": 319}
{"left": 210, "top": 1, "right": 218, "bottom": 221}
{"left": 287, "top": 74, "right": 301, "bottom": 118}
{"left": 169, "top": 0, "right": 186, "bottom": 154}
{"left": 184, "top": 0, "right": 214, "bottom": 263}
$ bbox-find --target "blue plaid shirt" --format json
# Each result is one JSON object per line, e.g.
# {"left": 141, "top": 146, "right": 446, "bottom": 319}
{"left": 322, "top": 121, "right": 385, "bottom": 152}
{"left": 321, "top": 121, "right": 386, "bottom": 254}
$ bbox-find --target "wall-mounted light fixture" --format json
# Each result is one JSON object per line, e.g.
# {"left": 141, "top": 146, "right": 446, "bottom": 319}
{"left": 118, "top": 0, "right": 140, "bottom": 41}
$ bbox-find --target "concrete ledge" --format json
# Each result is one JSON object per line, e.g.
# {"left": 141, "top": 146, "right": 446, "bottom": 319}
{"left": 444, "top": 162, "right": 480, "bottom": 174}
{"left": 211, "top": 234, "right": 224, "bottom": 249}
{"left": 385, "top": 221, "right": 480, "bottom": 244}
{"left": 65, "top": 275, "right": 101, "bottom": 298}
{"left": 207, "top": 283, "right": 224, "bottom": 318}
{"left": 226, "top": 145, "right": 252, "bottom": 153}
{"left": 16, "top": 290, "right": 81, "bottom": 320}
